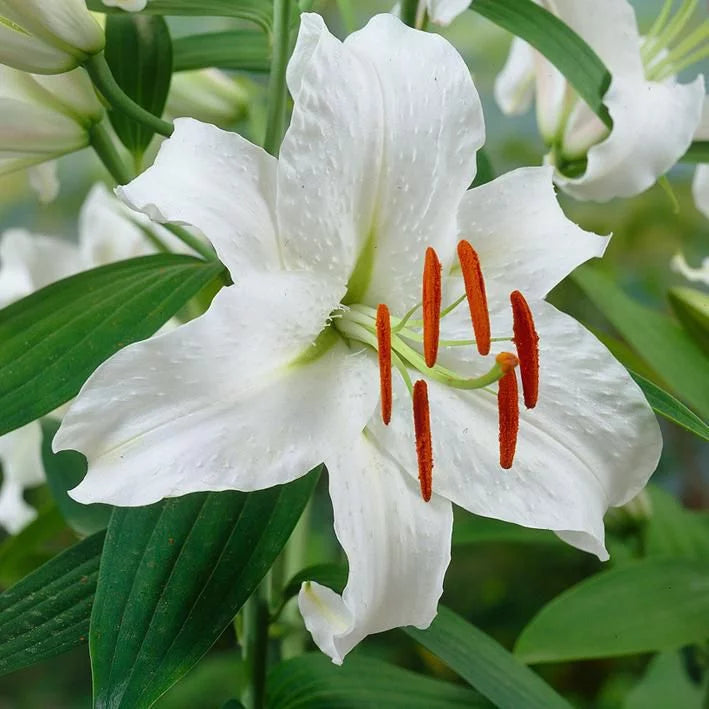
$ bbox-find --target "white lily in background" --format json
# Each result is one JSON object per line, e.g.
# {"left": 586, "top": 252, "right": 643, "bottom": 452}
{"left": 671, "top": 253, "right": 709, "bottom": 286}
{"left": 55, "top": 13, "right": 661, "bottom": 664}
{"left": 101, "top": 0, "right": 149, "bottom": 10}
{"left": 0, "top": 183, "right": 187, "bottom": 534}
{"left": 0, "top": 0, "right": 104, "bottom": 74}
{"left": 394, "top": 0, "right": 471, "bottom": 26}
{"left": 691, "top": 96, "right": 709, "bottom": 219}
{"left": 494, "top": 0, "right": 705, "bottom": 202}
{"left": 0, "top": 66, "right": 104, "bottom": 179}
{"left": 28, "top": 161, "right": 61, "bottom": 204}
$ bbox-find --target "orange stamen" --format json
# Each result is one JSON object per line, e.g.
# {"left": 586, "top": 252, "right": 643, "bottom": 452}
{"left": 412, "top": 380, "right": 433, "bottom": 502}
{"left": 510, "top": 290, "right": 539, "bottom": 409}
{"left": 422, "top": 247, "right": 442, "bottom": 368}
{"left": 498, "top": 367, "right": 519, "bottom": 469}
{"left": 457, "top": 240, "right": 491, "bottom": 356}
{"left": 376, "top": 304, "right": 393, "bottom": 425}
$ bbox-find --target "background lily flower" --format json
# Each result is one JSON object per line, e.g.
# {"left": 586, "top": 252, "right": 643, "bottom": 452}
{"left": 102, "top": 0, "right": 149, "bottom": 10}
{"left": 0, "top": 0, "right": 104, "bottom": 74}
{"left": 0, "top": 66, "right": 104, "bottom": 178}
{"left": 394, "top": 0, "right": 471, "bottom": 26}
{"left": 691, "top": 96, "right": 709, "bottom": 219}
{"left": 54, "top": 13, "right": 661, "bottom": 664}
{"left": 494, "top": 0, "right": 705, "bottom": 202}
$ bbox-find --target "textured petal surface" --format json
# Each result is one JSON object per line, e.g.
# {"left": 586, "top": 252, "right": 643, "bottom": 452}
{"left": 299, "top": 432, "right": 452, "bottom": 664}
{"left": 55, "top": 270, "right": 380, "bottom": 505}
{"left": 278, "top": 13, "right": 483, "bottom": 311}
{"left": 456, "top": 167, "right": 608, "bottom": 304}
{"left": 370, "top": 301, "right": 662, "bottom": 560}
{"left": 119, "top": 118, "right": 281, "bottom": 276}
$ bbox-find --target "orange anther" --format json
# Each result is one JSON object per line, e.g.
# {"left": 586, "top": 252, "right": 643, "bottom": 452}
{"left": 422, "top": 247, "right": 442, "bottom": 368}
{"left": 498, "top": 368, "right": 519, "bottom": 469}
{"left": 376, "top": 303, "right": 393, "bottom": 425}
{"left": 413, "top": 379, "right": 433, "bottom": 502}
{"left": 510, "top": 290, "right": 539, "bottom": 409}
{"left": 457, "top": 240, "right": 491, "bottom": 356}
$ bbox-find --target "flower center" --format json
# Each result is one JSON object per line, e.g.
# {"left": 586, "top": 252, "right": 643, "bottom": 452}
{"left": 333, "top": 240, "right": 540, "bottom": 501}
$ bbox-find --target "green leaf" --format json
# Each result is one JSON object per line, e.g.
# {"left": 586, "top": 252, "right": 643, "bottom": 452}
{"left": 669, "top": 287, "right": 709, "bottom": 356}
{"left": 624, "top": 652, "right": 704, "bottom": 709}
{"left": 40, "top": 419, "right": 113, "bottom": 536}
{"left": 267, "top": 653, "right": 487, "bottom": 708}
{"left": 629, "top": 371, "right": 709, "bottom": 441}
{"left": 173, "top": 31, "right": 270, "bottom": 73}
{"left": 105, "top": 14, "right": 173, "bottom": 157}
{"left": 514, "top": 559, "right": 709, "bottom": 663}
{"left": 681, "top": 141, "right": 709, "bottom": 164}
{"left": 470, "top": 0, "right": 611, "bottom": 127}
{"left": 574, "top": 265, "right": 709, "bottom": 419}
{"left": 86, "top": 0, "right": 272, "bottom": 30}
{"left": 452, "top": 510, "right": 562, "bottom": 547}
{"left": 405, "top": 606, "right": 572, "bottom": 709}
{"left": 0, "top": 531, "right": 104, "bottom": 676}
{"left": 91, "top": 469, "right": 320, "bottom": 708}
{"left": 0, "top": 254, "right": 224, "bottom": 437}
{"left": 471, "top": 149, "right": 495, "bottom": 188}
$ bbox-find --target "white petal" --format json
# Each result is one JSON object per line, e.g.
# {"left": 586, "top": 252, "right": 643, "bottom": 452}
{"left": 28, "top": 160, "right": 59, "bottom": 204}
{"left": 32, "top": 69, "right": 103, "bottom": 121}
{"left": 692, "top": 164, "right": 709, "bottom": 221}
{"left": 693, "top": 96, "right": 709, "bottom": 140}
{"left": 370, "top": 301, "right": 662, "bottom": 560}
{"left": 0, "top": 422, "right": 44, "bottom": 534}
{"left": 457, "top": 166, "right": 608, "bottom": 303}
{"left": 426, "top": 0, "right": 471, "bottom": 25}
{"left": 671, "top": 251, "right": 709, "bottom": 286}
{"left": 299, "top": 432, "right": 452, "bottom": 664}
{"left": 554, "top": 73, "right": 705, "bottom": 202}
{"left": 494, "top": 37, "right": 536, "bottom": 116}
{"left": 0, "top": 228, "right": 80, "bottom": 306}
{"left": 56, "top": 270, "right": 380, "bottom": 506}
{"left": 278, "top": 13, "right": 483, "bottom": 311}
{"left": 118, "top": 118, "right": 280, "bottom": 275}
{"left": 0, "top": 22, "right": 74, "bottom": 74}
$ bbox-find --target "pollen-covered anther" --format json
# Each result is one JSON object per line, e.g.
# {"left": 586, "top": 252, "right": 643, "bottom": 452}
{"left": 422, "top": 247, "right": 442, "bottom": 368}
{"left": 498, "top": 367, "right": 520, "bottom": 470}
{"left": 510, "top": 290, "right": 539, "bottom": 409}
{"left": 412, "top": 379, "right": 433, "bottom": 502}
{"left": 376, "top": 303, "right": 393, "bottom": 425}
{"left": 457, "top": 240, "right": 491, "bottom": 355}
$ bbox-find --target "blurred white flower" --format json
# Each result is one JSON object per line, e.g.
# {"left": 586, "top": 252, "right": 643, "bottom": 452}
{"left": 691, "top": 96, "right": 709, "bottom": 219}
{"left": 0, "top": 0, "right": 104, "bottom": 74}
{"left": 28, "top": 161, "right": 60, "bottom": 204}
{"left": 102, "top": 0, "right": 149, "bottom": 10}
{"left": 393, "top": 0, "right": 471, "bottom": 26}
{"left": 494, "top": 0, "right": 705, "bottom": 202}
{"left": 671, "top": 253, "right": 709, "bottom": 286}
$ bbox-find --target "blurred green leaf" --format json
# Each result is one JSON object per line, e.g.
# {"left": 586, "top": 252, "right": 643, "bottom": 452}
{"left": 471, "top": 0, "right": 611, "bottom": 127}
{"left": 471, "top": 149, "right": 495, "bottom": 188}
{"left": 40, "top": 419, "right": 113, "bottom": 536}
{"left": 0, "top": 254, "right": 225, "bottom": 437}
{"left": 405, "top": 606, "right": 572, "bottom": 709}
{"left": 173, "top": 31, "right": 270, "bottom": 73}
{"left": 644, "top": 486, "right": 709, "bottom": 561}
{"left": 515, "top": 559, "right": 709, "bottom": 663}
{"left": 0, "top": 531, "right": 103, "bottom": 676}
{"left": 682, "top": 141, "right": 709, "bottom": 163}
{"left": 105, "top": 14, "right": 173, "bottom": 158}
{"left": 669, "top": 287, "right": 709, "bottom": 356}
{"left": 86, "top": 0, "right": 272, "bottom": 30}
{"left": 267, "top": 653, "right": 488, "bottom": 708}
{"left": 629, "top": 371, "right": 709, "bottom": 441}
{"left": 452, "top": 511, "right": 562, "bottom": 547}
{"left": 91, "top": 469, "right": 320, "bottom": 709}
{"left": 574, "top": 265, "right": 709, "bottom": 419}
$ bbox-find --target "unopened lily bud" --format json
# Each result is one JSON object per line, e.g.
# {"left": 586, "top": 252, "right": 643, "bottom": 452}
{"left": 0, "top": 0, "right": 105, "bottom": 74}
{"left": 0, "top": 66, "right": 104, "bottom": 177}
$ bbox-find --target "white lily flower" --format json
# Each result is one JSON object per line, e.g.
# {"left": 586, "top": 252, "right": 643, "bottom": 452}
{"left": 671, "top": 253, "right": 709, "bottom": 286}
{"left": 0, "top": 0, "right": 104, "bottom": 74}
{"left": 691, "top": 96, "right": 709, "bottom": 219}
{"left": 494, "top": 0, "right": 705, "bottom": 202}
{"left": 28, "top": 161, "right": 61, "bottom": 204}
{"left": 393, "top": 0, "right": 471, "bottom": 26}
{"left": 0, "top": 66, "right": 103, "bottom": 178}
{"left": 54, "top": 13, "right": 661, "bottom": 663}
{"left": 102, "top": 0, "right": 149, "bottom": 10}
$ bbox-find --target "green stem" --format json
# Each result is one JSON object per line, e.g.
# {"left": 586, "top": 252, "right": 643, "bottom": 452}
{"left": 84, "top": 52, "right": 173, "bottom": 138}
{"left": 89, "top": 121, "right": 133, "bottom": 185}
{"left": 400, "top": 0, "right": 419, "bottom": 27}
{"left": 263, "top": 0, "right": 292, "bottom": 156}
{"left": 241, "top": 583, "right": 270, "bottom": 709}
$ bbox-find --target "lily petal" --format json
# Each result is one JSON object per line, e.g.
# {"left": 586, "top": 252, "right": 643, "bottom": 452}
{"left": 371, "top": 301, "right": 662, "bottom": 560}
{"left": 278, "top": 13, "right": 483, "bottom": 311}
{"left": 494, "top": 37, "right": 536, "bottom": 116}
{"left": 55, "top": 270, "right": 380, "bottom": 506}
{"left": 692, "top": 164, "right": 709, "bottom": 221}
{"left": 0, "top": 22, "right": 73, "bottom": 74}
{"left": 119, "top": 118, "right": 281, "bottom": 275}
{"left": 426, "top": 0, "right": 471, "bottom": 25}
{"left": 299, "top": 432, "right": 452, "bottom": 664}
{"left": 457, "top": 166, "right": 608, "bottom": 304}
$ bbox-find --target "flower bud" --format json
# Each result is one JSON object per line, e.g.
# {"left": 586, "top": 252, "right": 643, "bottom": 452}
{"left": 0, "top": 0, "right": 105, "bottom": 74}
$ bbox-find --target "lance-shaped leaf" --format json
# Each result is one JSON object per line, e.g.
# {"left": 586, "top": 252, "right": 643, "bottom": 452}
{"left": 173, "top": 31, "right": 270, "bottom": 73}
{"left": 0, "top": 531, "right": 104, "bottom": 676}
{"left": 470, "top": 0, "right": 611, "bottom": 127}
{"left": 682, "top": 141, "right": 709, "bottom": 163}
{"left": 0, "top": 254, "right": 225, "bottom": 437}
{"left": 91, "top": 469, "right": 320, "bottom": 708}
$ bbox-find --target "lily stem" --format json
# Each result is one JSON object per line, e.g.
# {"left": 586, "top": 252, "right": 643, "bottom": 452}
{"left": 263, "top": 0, "right": 292, "bottom": 156}
{"left": 85, "top": 52, "right": 174, "bottom": 138}
{"left": 241, "top": 582, "right": 270, "bottom": 709}
{"left": 89, "top": 121, "right": 133, "bottom": 185}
